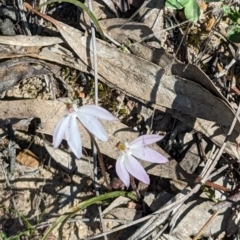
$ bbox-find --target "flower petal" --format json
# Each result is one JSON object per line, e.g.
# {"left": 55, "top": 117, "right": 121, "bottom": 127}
{"left": 78, "top": 105, "right": 117, "bottom": 120}
{"left": 130, "top": 134, "right": 164, "bottom": 148}
{"left": 65, "top": 116, "right": 82, "bottom": 159}
{"left": 77, "top": 113, "right": 108, "bottom": 141}
{"left": 132, "top": 147, "right": 168, "bottom": 163}
{"left": 124, "top": 155, "right": 150, "bottom": 185}
{"left": 53, "top": 114, "right": 70, "bottom": 148}
{"left": 116, "top": 155, "right": 130, "bottom": 187}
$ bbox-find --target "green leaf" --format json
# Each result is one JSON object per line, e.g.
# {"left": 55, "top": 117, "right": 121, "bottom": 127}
{"left": 43, "top": 0, "right": 105, "bottom": 39}
{"left": 165, "top": 0, "right": 190, "bottom": 9}
{"left": 223, "top": 5, "right": 231, "bottom": 15}
{"left": 184, "top": 0, "right": 200, "bottom": 22}
{"left": 42, "top": 191, "right": 137, "bottom": 240}
{"left": 223, "top": 5, "right": 240, "bottom": 23}
{"left": 0, "top": 231, "right": 8, "bottom": 240}
{"left": 228, "top": 11, "right": 240, "bottom": 22}
{"left": 228, "top": 27, "right": 240, "bottom": 43}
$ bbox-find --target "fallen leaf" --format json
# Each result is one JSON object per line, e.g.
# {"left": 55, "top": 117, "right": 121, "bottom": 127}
{"left": 16, "top": 149, "right": 40, "bottom": 167}
{"left": 0, "top": 58, "right": 60, "bottom": 93}
{"left": 1, "top": 11, "right": 240, "bottom": 158}
{"left": 0, "top": 35, "right": 63, "bottom": 46}
{"left": 199, "top": 2, "right": 207, "bottom": 11}
{"left": 205, "top": 17, "right": 215, "bottom": 31}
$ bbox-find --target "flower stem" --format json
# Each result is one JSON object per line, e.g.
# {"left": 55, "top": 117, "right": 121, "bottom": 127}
{"left": 87, "top": 129, "right": 112, "bottom": 190}
{"left": 130, "top": 176, "right": 141, "bottom": 199}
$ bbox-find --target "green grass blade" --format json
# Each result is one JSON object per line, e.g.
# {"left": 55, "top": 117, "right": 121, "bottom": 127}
{"left": 42, "top": 191, "right": 137, "bottom": 240}
{"left": 42, "top": 0, "right": 105, "bottom": 39}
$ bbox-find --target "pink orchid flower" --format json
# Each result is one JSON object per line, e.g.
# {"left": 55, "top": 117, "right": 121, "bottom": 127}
{"left": 116, "top": 135, "right": 168, "bottom": 187}
{"left": 53, "top": 103, "right": 117, "bottom": 159}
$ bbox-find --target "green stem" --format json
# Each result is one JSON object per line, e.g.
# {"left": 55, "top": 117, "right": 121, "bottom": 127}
{"left": 42, "top": 191, "right": 137, "bottom": 240}
{"left": 42, "top": 0, "right": 105, "bottom": 39}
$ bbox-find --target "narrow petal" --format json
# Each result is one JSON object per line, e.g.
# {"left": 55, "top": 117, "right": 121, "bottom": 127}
{"left": 65, "top": 116, "right": 82, "bottom": 159}
{"left": 130, "top": 134, "right": 164, "bottom": 149}
{"left": 116, "top": 155, "right": 130, "bottom": 187}
{"left": 77, "top": 113, "right": 108, "bottom": 141}
{"left": 53, "top": 115, "right": 70, "bottom": 148}
{"left": 78, "top": 105, "right": 117, "bottom": 120}
{"left": 132, "top": 147, "right": 168, "bottom": 163}
{"left": 124, "top": 155, "right": 150, "bottom": 185}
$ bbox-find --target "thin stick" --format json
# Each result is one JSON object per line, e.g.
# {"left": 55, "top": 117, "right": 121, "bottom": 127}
{"left": 201, "top": 102, "right": 240, "bottom": 184}
{"left": 152, "top": 223, "right": 168, "bottom": 240}
{"left": 85, "top": 185, "right": 201, "bottom": 240}
{"left": 88, "top": 0, "right": 107, "bottom": 239}
{"left": 86, "top": 101, "right": 240, "bottom": 240}
{"left": 36, "top": 0, "right": 47, "bottom": 35}
{"left": 87, "top": 130, "right": 111, "bottom": 190}
{"left": 18, "top": 0, "right": 31, "bottom": 35}
{"left": 0, "top": 162, "right": 23, "bottom": 226}
{"left": 171, "top": 21, "right": 192, "bottom": 66}
{"left": 193, "top": 210, "right": 220, "bottom": 240}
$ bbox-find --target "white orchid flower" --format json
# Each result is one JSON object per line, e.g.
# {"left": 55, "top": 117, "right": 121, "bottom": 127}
{"left": 53, "top": 104, "right": 117, "bottom": 159}
{"left": 116, "top": 135, "right": 168, "bottom": 187}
